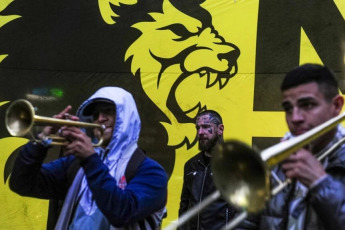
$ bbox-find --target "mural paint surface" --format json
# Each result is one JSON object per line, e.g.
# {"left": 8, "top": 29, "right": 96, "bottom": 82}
{"left": 0, "top": 0, "right": 344, "bottom": 229}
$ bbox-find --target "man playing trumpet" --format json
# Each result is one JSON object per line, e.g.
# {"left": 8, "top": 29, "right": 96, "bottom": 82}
{"left": 9, "top": 86, "right": 168, "bottom": 230}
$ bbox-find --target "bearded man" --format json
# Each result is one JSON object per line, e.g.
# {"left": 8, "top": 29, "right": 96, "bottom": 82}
{"left": 178, "top": 110, "right": 240, "bottom": 230}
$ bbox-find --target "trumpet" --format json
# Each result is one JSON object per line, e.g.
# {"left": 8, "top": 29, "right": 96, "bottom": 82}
{"left": 164, "top": 111, "right": 345, "bottom": 230}
{"left": 5, "top": 99, "right": 105, "bottom": 146}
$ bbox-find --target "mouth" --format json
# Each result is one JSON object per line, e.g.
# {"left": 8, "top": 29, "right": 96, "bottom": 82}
{"left": 199, "top": 65, "right": 237, "bottom": 90}
{"left": 199, "top": 138, "right": 208, "bottom": 142}
{"left": 180, "top": 66, "right": 237, "bottom": 118}
{"left": 100, "top": 125, "right": 113, "bottom": 132}
{"left": 165, "top": 50, "right": 239, "bottom": 124}
{"left": 293, "top": 129, "right": 309, "bottom": 136}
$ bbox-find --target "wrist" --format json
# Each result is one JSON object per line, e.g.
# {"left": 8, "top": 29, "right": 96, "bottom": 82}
{"left": 79, "top": 153, "right": 98, "bottom": 166}
{"left": 36, "top": 132, "right": 53, "bottom": 147}
{"left": 310, "top": 174, "right": 328, "bottom": 188}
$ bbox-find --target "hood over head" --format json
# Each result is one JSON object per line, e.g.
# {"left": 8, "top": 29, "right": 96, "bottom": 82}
{"left": 73, "top": 87, "right": 142, "bottom": 218}
{"left": 76, "top": 86, "right": 141, "bottom": 160}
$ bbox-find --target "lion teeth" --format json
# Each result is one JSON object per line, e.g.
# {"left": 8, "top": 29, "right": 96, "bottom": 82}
{"left": 206, "top": 72, "right": 218, "bottom": 88}
{"left": 184, "top": 103, "right": 203, "bottom": 118}
{"left": 219, "top": 76, "right": 230, "bottom": 89}
{"left": 229, "top": 65, "right": 236, "bottom": 76}
{"left": 200, "top": 70, "right": 207, "bottom": 77}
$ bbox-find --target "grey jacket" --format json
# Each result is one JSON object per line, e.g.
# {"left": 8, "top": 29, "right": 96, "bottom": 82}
{"left": 255, "top": 126, "right": 345, "bottom": 230}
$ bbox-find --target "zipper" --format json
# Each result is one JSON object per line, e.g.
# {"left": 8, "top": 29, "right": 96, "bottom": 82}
{"left": 187, "top": 171, "right": 197, "bottom": 176}
{"left": 197, "top": 160, "right": 209, "bottom": 230}
{"left": 303, "top": 200, "right": 310, "bottom": 230}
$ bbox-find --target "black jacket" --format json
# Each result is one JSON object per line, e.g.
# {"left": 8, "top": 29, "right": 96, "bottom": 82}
{"left": 178, "top": 152, "right": 237, "bottom": 230}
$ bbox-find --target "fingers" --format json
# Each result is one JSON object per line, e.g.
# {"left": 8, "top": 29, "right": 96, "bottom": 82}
{"left": 52, "top": 105, "right": 73, "bottom": 120}
{"left": 282, "top": 161, "right": 302, "bottom": 178}
{"left": 284, "top": 148, "right": 310, "bottom": 162}
{"left": 282, "top": 150, "right": 308, "bottom": 177}
{"left": 58, "top": 105, "right": 72, "bottom": 117}
{"left": 38, "top": 106, "right": 78, "bottom": 140}
{"left": 63, "top": 141, "right": 84, "bottom": 156}
{"left": 62, "top": 113, "right": 79, "bottom": 121}
{"left": 281, "top": 149, "right": 326, "bottom": 186}
{"left": 61, "top": 128, "right": 95, "bottom": 158}
{"left": 59, "top": 127, "right": 83, "bottom": 140}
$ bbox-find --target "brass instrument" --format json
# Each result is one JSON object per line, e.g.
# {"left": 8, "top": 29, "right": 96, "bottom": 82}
{"left": 5, "top": 99, "right": 105, "bottom": 146}
{"left": 218, "top": 136, "right": 345, "bottom": 230}
{"left": 164, "top": 111, "right": 345, "bottom": 230}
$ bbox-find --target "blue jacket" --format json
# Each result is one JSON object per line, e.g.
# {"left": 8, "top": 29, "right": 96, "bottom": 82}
{"left": 9, "top": 87, "right": 168, "bottom": 230}
{"left": 10, "top": 142, "right": 167, "bottom": 228}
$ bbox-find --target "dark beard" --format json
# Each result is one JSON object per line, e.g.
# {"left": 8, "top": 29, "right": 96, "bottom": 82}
{"left": 199, "top": 135, "right": 219, "bottom": 153}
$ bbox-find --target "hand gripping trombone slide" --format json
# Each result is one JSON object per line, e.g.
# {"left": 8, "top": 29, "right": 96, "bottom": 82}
{"left": 164, "top": 111, "right": 345, "bottom": 230}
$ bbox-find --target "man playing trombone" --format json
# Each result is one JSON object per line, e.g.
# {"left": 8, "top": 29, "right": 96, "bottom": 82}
{"left": 9, "top": 86, "right": 168, "bottom": 230}
{"left": 253, "top": 64, "right": 345, "bottom": 230}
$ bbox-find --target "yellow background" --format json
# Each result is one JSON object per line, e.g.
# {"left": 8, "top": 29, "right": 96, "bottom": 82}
{"left": 0, "top": 0, "right": 345, "bottom": 229}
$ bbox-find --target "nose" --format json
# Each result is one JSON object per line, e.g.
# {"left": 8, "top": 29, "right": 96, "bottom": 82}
{"left": 96, "top": 112, "right": 108, "bottom": 123}
{"left": 291, "top": 108, "right": 304, "bottom": 123}
{"left": 198, "top": 128, "right": 205, "bottom": 135}
{"left": 218, "top": 48, "right": 240, "bottom": 69}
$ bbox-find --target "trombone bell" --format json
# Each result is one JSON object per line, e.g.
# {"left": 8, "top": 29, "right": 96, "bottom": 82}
{"left": 212, "top": 141, "right": 269, "bottom": 213}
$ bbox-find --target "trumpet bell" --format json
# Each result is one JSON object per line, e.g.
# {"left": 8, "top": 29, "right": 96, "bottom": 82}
{"left": 5, "top": 99, "right": 35, "bottom": 137}
{"left": 212, "top": 141, "right": 270, "bottom": 213}
{"left": 5, "top": 99, "right": 105, "bottom": 146}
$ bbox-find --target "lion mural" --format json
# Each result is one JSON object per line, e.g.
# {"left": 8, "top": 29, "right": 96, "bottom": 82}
{"left": 100, "top": 0, "right": 240, "bottom": 149}
{"left": 3, "top": 0, "right": 342, "bottom": 228}
{"left": 98, "top": 0, "right": 241, "bottom": 225}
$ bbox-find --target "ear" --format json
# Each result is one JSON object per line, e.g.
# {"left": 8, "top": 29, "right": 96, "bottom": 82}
{"left": 332, "top": 94, "right": 344, "bottom": 115}
{"left": 217, "top": 124, "right": 224, "bottom": 135}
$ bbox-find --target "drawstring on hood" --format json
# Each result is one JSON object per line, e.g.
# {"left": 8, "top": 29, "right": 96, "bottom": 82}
{"left": 75, "top": 86, "right": 141, "bottom": 217}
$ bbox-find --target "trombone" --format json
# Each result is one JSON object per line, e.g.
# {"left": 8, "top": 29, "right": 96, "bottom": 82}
{"left": 5, "top": 99, "right": 105, "bottom": 146}
{"left": 164, "top": 111, "right": 345, "bottom": 230}
{"left": 218, "top": 136, "right": 345, "bottom": 230}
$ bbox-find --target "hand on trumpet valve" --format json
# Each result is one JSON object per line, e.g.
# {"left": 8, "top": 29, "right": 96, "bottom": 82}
{"left": 38, "top": 105, "right": 78, "bottom": 140}
{"left": 59, "top": 126, "right": 95, "bottom": 159}
{"left": 55, "top": 106, "right": 79, "bottom": 121}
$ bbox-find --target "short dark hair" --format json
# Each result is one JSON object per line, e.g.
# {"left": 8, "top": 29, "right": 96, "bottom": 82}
{"left": 280, "top": 63, "right": 339, "bottom": 101}
{"left": 196, "top": 110, "right": 223, "bottom": 125}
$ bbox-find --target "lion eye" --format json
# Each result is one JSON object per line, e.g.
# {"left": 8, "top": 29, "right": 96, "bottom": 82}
{"left": 158, "top": 24, "right": 194, "bottom": 41}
